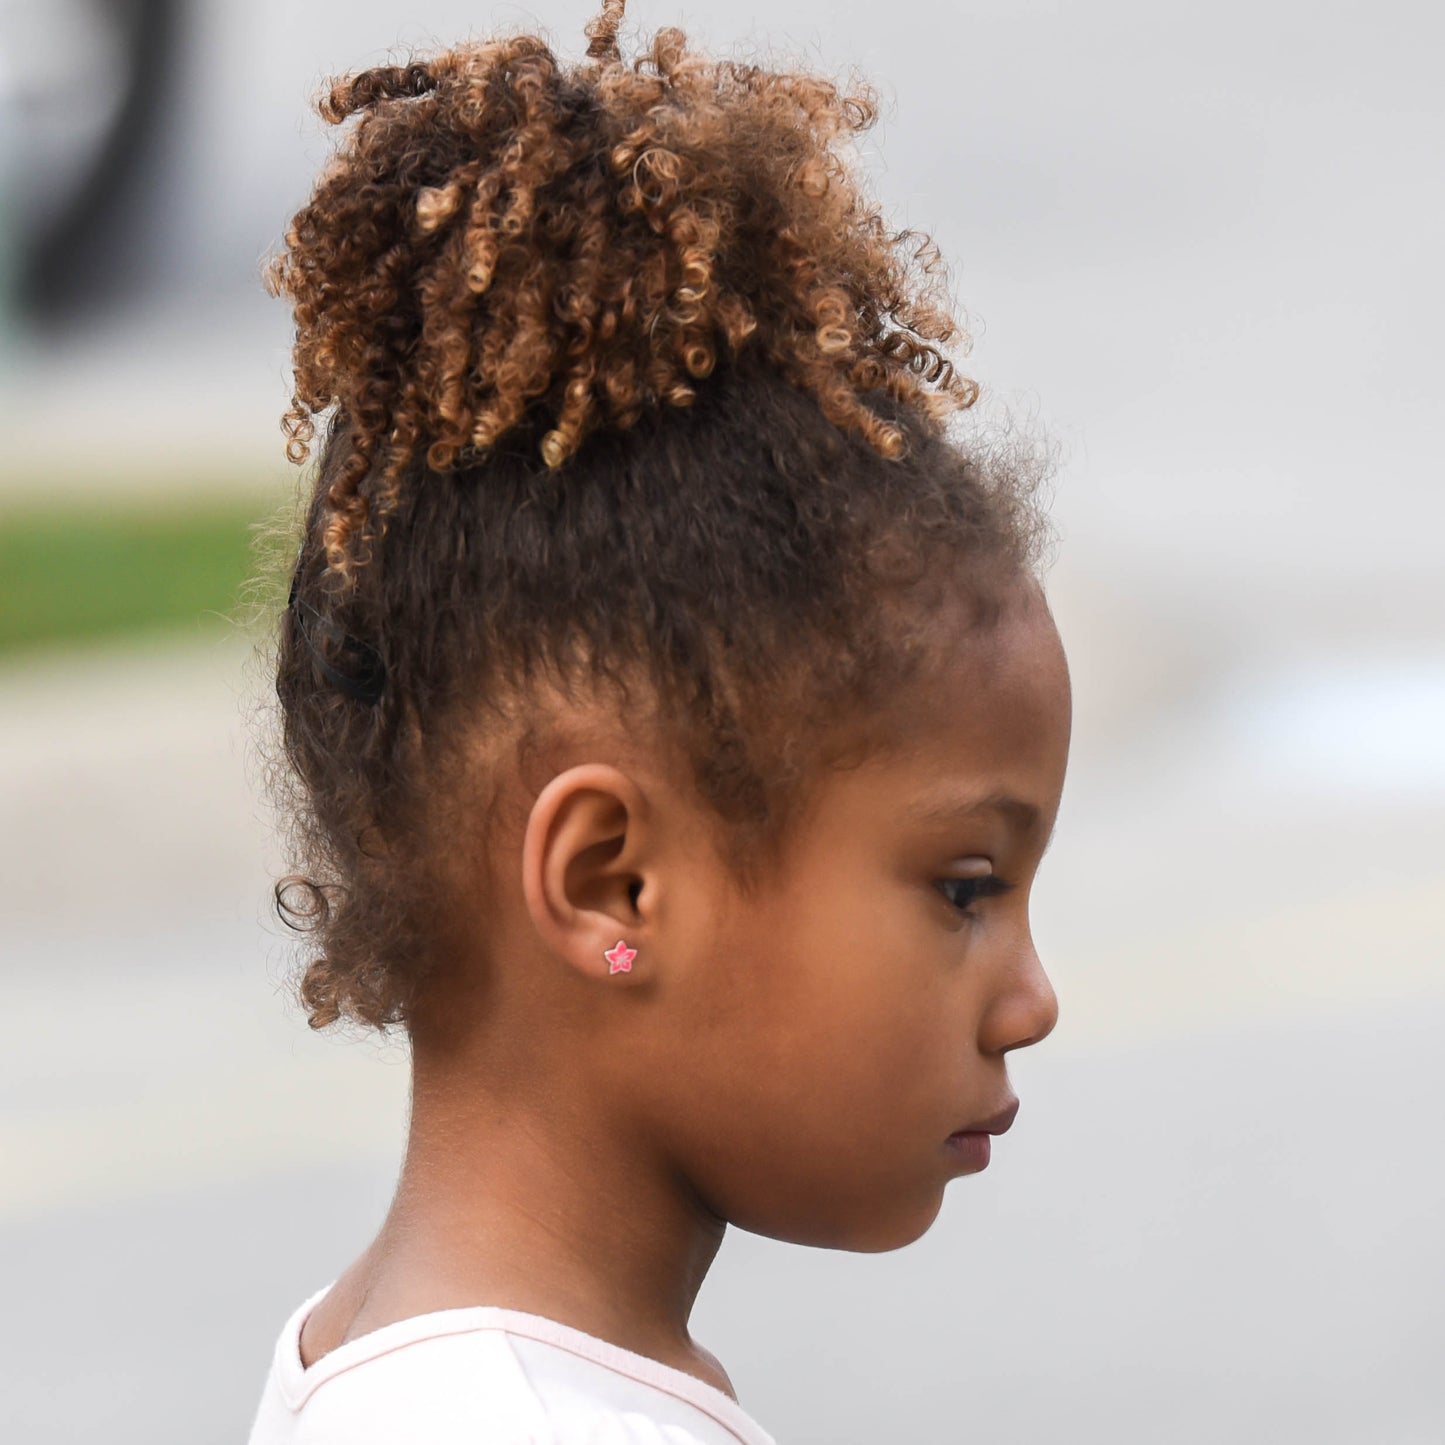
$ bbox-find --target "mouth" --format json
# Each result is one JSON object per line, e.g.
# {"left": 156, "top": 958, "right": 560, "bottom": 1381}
{"left": 949, "top": 1096, "right": 1020, "bottom": 1139}
{"left": 944, "top": 1097, "right": 1019, "bottom": 1174}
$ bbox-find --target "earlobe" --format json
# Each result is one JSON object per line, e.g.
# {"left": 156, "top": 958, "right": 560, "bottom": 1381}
{"left": 521, "top": 764, "right": 651, "bottom": 982}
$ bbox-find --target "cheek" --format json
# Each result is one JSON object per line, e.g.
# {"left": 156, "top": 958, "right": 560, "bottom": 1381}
{"left": 655, "top": 882, "right": 973, "bottom": 1246}
{"left": 763, "top": 872, "right": 966, "bottom": 1075}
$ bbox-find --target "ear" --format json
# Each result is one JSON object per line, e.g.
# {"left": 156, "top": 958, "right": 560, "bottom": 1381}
{"left": 520, "top": 764, "right": 654, "bottom": 984}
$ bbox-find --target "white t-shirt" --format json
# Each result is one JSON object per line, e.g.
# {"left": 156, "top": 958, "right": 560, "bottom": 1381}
{"left": 247, "top": 1283, "right": 778, "bottom": 1445}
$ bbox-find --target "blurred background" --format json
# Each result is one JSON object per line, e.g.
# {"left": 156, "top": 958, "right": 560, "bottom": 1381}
{"left": 2, "top": 1, "right": 1441, "bottom": 1441}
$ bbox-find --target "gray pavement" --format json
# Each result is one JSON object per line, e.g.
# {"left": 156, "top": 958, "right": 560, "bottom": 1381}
{"left": 3, "top": 1001, "right": 1440, "bottom": 1445}
{"left": 1, "top": 599, "right": 1441, "bottom": 1443}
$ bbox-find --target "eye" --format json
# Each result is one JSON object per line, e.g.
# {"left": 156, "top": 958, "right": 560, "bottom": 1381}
{"left": 934, "top": 874, "right": 1017, "bottom": 915}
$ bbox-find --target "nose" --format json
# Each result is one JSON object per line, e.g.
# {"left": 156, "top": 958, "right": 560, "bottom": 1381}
{"left": 986, "top": 936, "right": 1060, "bottom": 1055}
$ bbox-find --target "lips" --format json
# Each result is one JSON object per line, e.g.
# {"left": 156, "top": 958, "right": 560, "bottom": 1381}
{"left": 951, "top": 1097, "right": 1020, "bottom": 1137}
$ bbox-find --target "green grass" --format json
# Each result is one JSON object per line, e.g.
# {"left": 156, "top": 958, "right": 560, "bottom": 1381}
{"left": 0, "top": 496, "right": 287, "bottom": 657}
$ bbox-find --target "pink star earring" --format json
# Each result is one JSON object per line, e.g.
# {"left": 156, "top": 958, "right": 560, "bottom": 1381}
{"left": 604, "top": 940, "right": 636, "bottom": 974}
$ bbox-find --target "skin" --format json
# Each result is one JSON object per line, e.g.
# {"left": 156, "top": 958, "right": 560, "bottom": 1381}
{"left": 299, "top": 576, "right": 1071, "bottom": 1401}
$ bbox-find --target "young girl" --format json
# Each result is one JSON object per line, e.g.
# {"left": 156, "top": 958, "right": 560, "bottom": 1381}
{"left": 247, "top": 3, "right": 1069, "bottom": 1440}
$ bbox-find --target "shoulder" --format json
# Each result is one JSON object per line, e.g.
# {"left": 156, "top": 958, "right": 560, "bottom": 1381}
{"left": 250, "top": 1299, "right": 772, "bottom": 1445}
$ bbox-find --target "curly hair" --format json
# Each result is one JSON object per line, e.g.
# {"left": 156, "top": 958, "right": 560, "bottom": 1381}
{"left": 259, "top": 0, "right": 1055, "bottom": 1031}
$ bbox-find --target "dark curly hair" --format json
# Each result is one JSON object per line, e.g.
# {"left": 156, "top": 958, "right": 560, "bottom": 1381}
{"left": 257, "top": 0, "right": 1055, "bottom": 1031}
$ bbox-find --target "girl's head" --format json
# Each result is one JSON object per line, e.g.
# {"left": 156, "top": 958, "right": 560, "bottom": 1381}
{"left": 264, "top": 2, "right": 1068, "bottom": 1252}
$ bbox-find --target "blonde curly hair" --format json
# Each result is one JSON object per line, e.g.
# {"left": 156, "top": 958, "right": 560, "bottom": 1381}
{"left": 266, "top": 0, "right": 976, "bottom": 587}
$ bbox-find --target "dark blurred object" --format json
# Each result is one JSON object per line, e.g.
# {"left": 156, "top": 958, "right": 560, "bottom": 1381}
{"left": 5, "top": 0, "right": 183, "bottom": 328}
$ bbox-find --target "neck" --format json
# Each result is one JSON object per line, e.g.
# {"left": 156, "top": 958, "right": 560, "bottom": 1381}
{"left": 359, "top": 1039, "right": 732, "bottom": 1394}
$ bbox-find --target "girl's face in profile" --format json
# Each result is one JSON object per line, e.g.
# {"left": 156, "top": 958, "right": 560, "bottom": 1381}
{"left": 641, "top": 583, "right": 1071, "bottom": 1252}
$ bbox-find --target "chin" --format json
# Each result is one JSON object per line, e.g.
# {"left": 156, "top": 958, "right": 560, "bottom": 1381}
{"left": 741, "top": 1186, "right": 946, "bottom": 1254}
{"left": 841, "top": 1192, "right": 946, "bottom": 1253}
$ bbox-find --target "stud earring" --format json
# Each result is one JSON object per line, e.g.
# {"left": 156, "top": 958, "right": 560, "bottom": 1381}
{"left": 604, "top": 940, "right": 636, "bottom": 974}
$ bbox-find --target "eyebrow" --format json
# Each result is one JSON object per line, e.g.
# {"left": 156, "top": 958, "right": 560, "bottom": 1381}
{"left": 912, "top": 789, "right": 1039, "bottom": 829}
{"left": 910, "top": 789, "right": 1059, "bottom": 854}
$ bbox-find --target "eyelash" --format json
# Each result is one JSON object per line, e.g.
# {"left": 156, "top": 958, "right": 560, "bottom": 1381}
{"left": 934, "top": 874, "right": 1017, "bottom": 915}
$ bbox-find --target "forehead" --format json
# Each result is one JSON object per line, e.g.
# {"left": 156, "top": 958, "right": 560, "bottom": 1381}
{"left": 914, "top": 586, "right": 1069, "bottom": 747}
{"left": 826, "top": 586, "right": 1072, "bottom": 843}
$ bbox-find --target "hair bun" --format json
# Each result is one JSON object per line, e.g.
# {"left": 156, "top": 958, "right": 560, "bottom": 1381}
{"left": 266, "top": 0, "right": 977, "bottom": 585}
